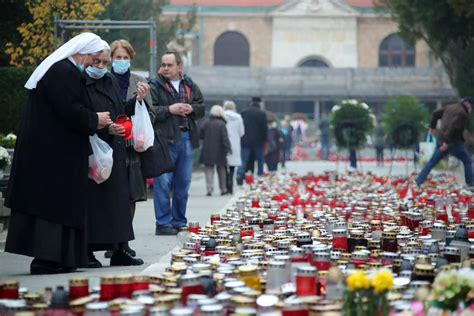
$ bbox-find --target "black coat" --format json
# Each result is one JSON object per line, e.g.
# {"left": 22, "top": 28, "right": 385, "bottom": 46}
{"left": 84, "top": 73, "right": 136, "bottom": 245}
{"left": 199, "top": 116, "right": 231, "bottom": 166}
{"left": 149, "top": 75, "right": 205, "bottom": 148}
{"left": 240, "top": 106, "right": 268, "bottom": 147}
{"left": 5, "top": 59, "right": 98, "bottom": 229}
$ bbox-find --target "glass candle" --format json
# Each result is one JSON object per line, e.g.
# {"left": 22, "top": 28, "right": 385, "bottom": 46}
{"left": 180, "top": 275, "right": 204, "bottom": 305}
{"left": 115, "top": 274, "right": 133, "bottom": 299}
{"left": 419, "top": 220, "right": 432, "bottom": 236}
{"left": 351, "top": 251, "right": 369, "bottom": 268}
{"left": 431, "top": 223, "right": 446, "bottom": 241}
{"left": 69, "top": 277, "right": 89, "bottom": 301}
{"left": 115, "top": 114, "right": 133, "bottom": 141}
{"left": 266, "top": 260, "right": 288, "bottom": 294}
{"left": 210, "top": 214, "right": 220, "bottom": 224}
{"left": 132, "top": 275, "right": 149, "bottom": 292}
{"left": 443, "top": 246, "right": 461, "bottom": 264}
{"left": 240, "top": 226, "right": 254, "bottom": 238}
{"left": 296, "top": 233, "right": 312, "bottom": 248}
{"left": 296, "top": 266, "right": 318, "bottom": 296}
{"left": 238, "top": 265, "right": 261, "bottom": 291}
{"left": 332, "top": 229, "right": 348, "bottom": 252}
{"left": 312, "top": 252, "right": 331, "bottom": 271}
{"left": 412, "top": 263, "right": 435, "bottom": 283}
{"left": 381, "top": 231, "right": 398, "bottom": 252}
{"left": 188, "top": 221, "right": 200, "bottom": 234}
{"left": 100, "top": 276, "right": 116, "bottom": 301}
{"left": 1, "top": 280, "right": 19, "bottom": 299}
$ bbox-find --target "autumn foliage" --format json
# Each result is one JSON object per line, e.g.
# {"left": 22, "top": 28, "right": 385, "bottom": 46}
{"left": 5, "top": 0, "right": 110, "bottom": 67}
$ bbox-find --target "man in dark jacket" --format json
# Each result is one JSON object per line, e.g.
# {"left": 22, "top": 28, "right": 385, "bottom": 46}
{"left": 415, "top": 97, "right": 473, "bottom": 186}
{"left": 236, "top": 97, "right": 268, "bottom": 185}
{"left": 149, "top": 51, "right": 205, "bottom": 235}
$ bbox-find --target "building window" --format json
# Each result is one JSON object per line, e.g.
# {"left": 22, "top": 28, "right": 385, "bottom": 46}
{"left": 379, "top": 34, "right": 415, "bottom": 67}
{"left": 298, "top": 58, "right": 330, "bottom": 67}
{"left": 214, "top": 31, "right": 250, "bottom": 66}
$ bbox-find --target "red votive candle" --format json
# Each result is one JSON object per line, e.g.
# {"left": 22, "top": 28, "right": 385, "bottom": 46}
{"left": 296, "top": 266, "right": 317, "bottom": 296}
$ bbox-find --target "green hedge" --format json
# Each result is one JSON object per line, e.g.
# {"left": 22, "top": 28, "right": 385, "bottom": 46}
{"left": 0, "top": 67, "right": 33, "bottom": 134}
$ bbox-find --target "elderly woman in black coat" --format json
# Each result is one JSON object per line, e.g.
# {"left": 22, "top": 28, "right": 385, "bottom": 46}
{"left": 83, "top": 43, "right": 149, "bottom": 267}
{"left": 200, "top": 105, "right": 231, "bottom": 196}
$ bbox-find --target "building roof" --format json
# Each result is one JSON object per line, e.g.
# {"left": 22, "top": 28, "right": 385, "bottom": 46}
{"left": 346, "top": 0, "right": 377, "bottom": 8}
{"left": 164, "top": 0, "right": 383, "bottom": 14}
{"left": 168, "top": 0, "right": 284, "bottom": 7}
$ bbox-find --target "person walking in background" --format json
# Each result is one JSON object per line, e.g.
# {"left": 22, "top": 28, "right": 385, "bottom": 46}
{"left": 319, "top": 115, "right": 330, "bottom": 160}
{"left": 373, "top": 124, "right": 385, "bottom": 167}
{"left": 236, "top": 97, "right": 268, "bottom": 185}
{"left": 416, "top": 97, "right": 473, "bottom": 187}
{"left": 200, "top": 105, "right": 231, "bottom": 196}
{"left": 5, "top": 33, "right": 112, "bottom": 274}
{"left": 223, "top": 100, "right": 244, "bottom": 194}
{"left": 280, "top": 120, "right": 292, "bottom": 168}
{"left": 265, "top": 112, "right": 282, "bottom": 172}
{"left": 149, "top": 51, "right": 205, "bottom": 236}
{"left": 108, "top": 39, "right": 154, "bottom": 259}
{"left": 83, "top": 42, "right": 146, "bottom": 267}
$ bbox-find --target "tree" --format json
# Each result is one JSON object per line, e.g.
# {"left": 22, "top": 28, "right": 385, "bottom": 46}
{"left": 381, "top": 96, "right": 429, "bottom": 148}
{"left": 99, "top": 0, "right": 196, "bottom": 71}
{"left": 5, "top": 0, "right": 110, "bottom": 67}
{"left": 381, "top": 0, "right": 474, "bottom": 96}
{"left": 0, "top": 0, "right": 31, "bottom": 66}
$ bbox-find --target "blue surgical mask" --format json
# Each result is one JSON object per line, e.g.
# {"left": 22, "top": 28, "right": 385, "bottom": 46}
{"left": 112, "top": 59, "right": 130, "bottom": 74}
{"left": 86, "top": 66, "right": 108, "bottom": 79}
{"left": 76, "top": 64, "right": 85, "bottom": 73}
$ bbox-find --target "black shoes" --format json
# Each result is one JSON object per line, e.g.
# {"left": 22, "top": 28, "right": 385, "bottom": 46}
{"left": 87, "top": 252, "right": 103, "bottom": 269}
{"left": 110, "top": 249, "right": 144, "bottom": 266}
{"left": 206, "top": 192, "right": 212, "bottom": 196}
{"left": 236, "top": 177, "right": 243, "bottom": 186}
{"left": 122, "top": 243, "right": 136, "bottom": 257}
{"left": 104, "top": 244, "right": 136, "bottom": 258}
{"left": 155, "top": 226, "right": 178, "bottom": 235}
{"left": 30, "top": 259, "right": 76, "bottom": 275}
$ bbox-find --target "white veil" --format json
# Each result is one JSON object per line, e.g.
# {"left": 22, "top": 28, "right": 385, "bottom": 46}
{"left": 25, "top": 32, "right": 105, "bottom": 90}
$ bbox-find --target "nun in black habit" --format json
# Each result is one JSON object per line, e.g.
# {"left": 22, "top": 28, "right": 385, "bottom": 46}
{"left": 5, "top": 32, "right": 112, "bottom": 274}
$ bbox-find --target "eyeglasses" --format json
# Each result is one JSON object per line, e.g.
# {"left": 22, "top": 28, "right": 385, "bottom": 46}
{"left": 92, "top": 58, "right": 110, "bottom": 66}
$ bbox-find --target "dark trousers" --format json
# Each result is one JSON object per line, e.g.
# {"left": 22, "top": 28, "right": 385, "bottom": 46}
{"left": 349, "top": 150, "right": 357, "bottom": 168}
{"left": 375, "top": 147, "right": 384, "bottom": 165}
{"left": 226, "top": 166, "right": 235, "bottom": 193}
{"left": 416, "top": 143, "right": 473, "bottom": 186}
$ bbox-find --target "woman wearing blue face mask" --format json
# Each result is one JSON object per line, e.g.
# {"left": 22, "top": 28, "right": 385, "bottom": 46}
{"left": 84, "top": 44, "right": 149, "bottom": 267}
{"left": 108, "top": 39, "right": 154, "bottom": 259}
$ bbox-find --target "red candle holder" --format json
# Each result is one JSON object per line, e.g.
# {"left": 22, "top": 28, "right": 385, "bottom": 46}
{"left": 1, "top": 280, "right": 19, "bottom": 299}
{"left": 69, "top": 278, "right": 89, "bottom": 301}
{"left": 296, "top": 266, "right": 317, "bottom": 296}
{"left": 115, "top": 114, "right": 133, "bottom": 141}
{"left": 188, "top": 221, "right": 200, "bottom": 234}
{"left": 100, "top": 276, "right": 116, "bottom": 301}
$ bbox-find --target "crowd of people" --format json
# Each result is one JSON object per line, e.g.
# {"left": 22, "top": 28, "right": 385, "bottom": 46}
{"left": 3, "top": 31, "right": 473, "bottom": 275}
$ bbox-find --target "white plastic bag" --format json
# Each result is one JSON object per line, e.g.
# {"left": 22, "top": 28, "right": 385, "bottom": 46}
{"left": 131, "top": 100, "right": 154, "bottom": 152}
{"left": 88, "top": 134, "right": 113, "bottom": 184}
{"left": 419, "top": 133, "right": 437, "bottom": 164}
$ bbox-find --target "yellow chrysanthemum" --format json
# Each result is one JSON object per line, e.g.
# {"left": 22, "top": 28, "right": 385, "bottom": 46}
{"left": 371, "top": 270, "right": 394, "bottom": 293}
{"left": 346, "top": 270, "right": 370, "bottom": 291}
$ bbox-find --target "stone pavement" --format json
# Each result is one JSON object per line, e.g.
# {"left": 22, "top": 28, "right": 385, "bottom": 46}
{"left": 0, "top": 159, "right": 463, "bottom": 292}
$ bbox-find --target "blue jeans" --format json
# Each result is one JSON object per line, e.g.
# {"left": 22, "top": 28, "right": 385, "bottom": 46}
{"left": 237, "top": 145, "right": 264, "bottom": 178}
{"left": 416, "top": 143, "right": 473, "bottom": 186}
{"left": 153, "top": 132, "right": 193, "bottom": 228}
